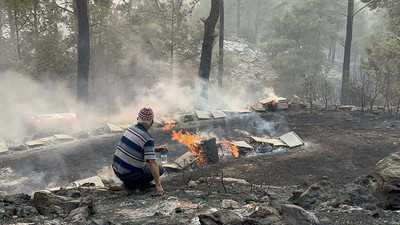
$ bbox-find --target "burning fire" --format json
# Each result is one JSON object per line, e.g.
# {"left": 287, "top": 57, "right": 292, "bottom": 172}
{"left": 221, "top": 139, "right": 239, "bottom": 158}
{"left": 172, "top": 130, "right": 205, "bottom": 164}
{"left": 163, "top": 123, "right": 176, "bottom": 130}
{"left": 234, "top": 129, "right": 251, "bottom": 136}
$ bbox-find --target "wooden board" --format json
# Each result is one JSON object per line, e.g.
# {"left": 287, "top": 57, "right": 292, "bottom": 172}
{"left": 38, "top": 136, "right": 57, "bottom": 142}
{"left": 163, "top": 163, "right": 181, "bottom": 170}
{"left": 195, "top": 110, "right": 211, "bottom": 119}
{"left": 118, "top": 124, "right": 132, "bottom": 129}
{"left": 232, "top": 141, "right": 254, "bottom": 149}
{"left": 210, "top": 110, "right": 227, "bottom": 119}
{"left": 161, "top": 117, "right": 177, "bottom": 124}
{"left": 250, "top": 104, "right": 266, "bottom": 112}
{"left": 25, "top": 140, "right": 44, "bottom": 148}
{"left": 106, "top": 123, "right": 124, "bottom": 132}
{"left": 54, "top": 134, "right": 74, "bottom": 141}
{"left": 74, "top": 176, "right": 104, "bottom": 187}
{"left": 0, "top": 142, "right": 8, "bottom": 154}
{"left": 279, "top": 131, "right": 304, "bottom": 148}
{"left": 236, "top": 109, "right": 252, "bottom": 114}
{"left": 250, "top": 136, "right": 287, "bottom": 147}
{"left": 174, "top": 151, "right": 196, "bottom": 168}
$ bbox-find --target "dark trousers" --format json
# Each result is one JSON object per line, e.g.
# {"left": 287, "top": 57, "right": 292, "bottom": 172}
{"left": 113, "top": 163, "right": 164, "bottom": 188}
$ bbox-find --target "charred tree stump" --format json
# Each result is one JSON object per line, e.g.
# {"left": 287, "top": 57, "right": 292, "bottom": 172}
{"left": 201, "top": 138, "right": 219, "bottom": 164}
{"left": 198, "top": 0, "right": 220, "bottom": 109}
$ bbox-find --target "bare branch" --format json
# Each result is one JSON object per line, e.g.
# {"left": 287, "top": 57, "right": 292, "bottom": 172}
{"left": 353, "top": 0, "right": 375, "bottom": 17}
{"left": 55, "top": 3, "right": 75, "bottom": 15}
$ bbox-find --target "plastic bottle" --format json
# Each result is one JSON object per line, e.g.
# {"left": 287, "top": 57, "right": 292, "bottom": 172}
{"left": 161, "top": 150, "right": 168, "bottom": 164}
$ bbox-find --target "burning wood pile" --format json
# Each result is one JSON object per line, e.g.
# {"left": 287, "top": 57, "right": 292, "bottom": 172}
{"left": 165, "top": 127, "right": 305, "bottom": 170}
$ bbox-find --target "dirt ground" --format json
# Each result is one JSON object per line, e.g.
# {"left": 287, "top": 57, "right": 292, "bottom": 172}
{"left": 1, "top": 110, "right": 400, "bottom": 224}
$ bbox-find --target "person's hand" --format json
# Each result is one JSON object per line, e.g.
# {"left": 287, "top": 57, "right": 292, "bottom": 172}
{"left": 156, "top": 145, "right": 168, "bottom": 153}
{"left": 161, "top": 145, "right": 169, "bottom": 153}
{"left": 156, "top": 183, "right": 164, "bottom": 196}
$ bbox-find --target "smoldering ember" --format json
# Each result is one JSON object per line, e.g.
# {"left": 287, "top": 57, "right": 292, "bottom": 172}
{"left": 1, "top": 1, "right": 400, "bottom": 225}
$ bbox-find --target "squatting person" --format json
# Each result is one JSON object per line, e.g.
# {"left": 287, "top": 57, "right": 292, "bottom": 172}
{"left": 112, "top": 107, "right": 167, "bottom": 196}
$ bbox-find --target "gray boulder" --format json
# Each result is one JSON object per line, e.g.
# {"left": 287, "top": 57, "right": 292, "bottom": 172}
{"left": 33, "top": 190, "right": 80, "bottom": 217}
{"left": 372, "top": 152, "right": 400, "bottom": 210}
{"left": 199, "top": 210, "right": 242, "bottom": 225}
{"left": 281, "top": 204, "right": 319, "bottom": 225}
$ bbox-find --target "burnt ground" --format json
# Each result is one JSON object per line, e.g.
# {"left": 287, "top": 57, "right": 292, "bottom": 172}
{"left": 1, "top": 110, "right": 400, "bottom": 224}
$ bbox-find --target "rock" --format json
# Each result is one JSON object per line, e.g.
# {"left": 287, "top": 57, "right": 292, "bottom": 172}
{"left": 250, "top": 205, "right": 279, "bottom": 218}
{"left": 328, "top": 195, "right": 351, "bottom": 208}
{"left": 188, "top": 181, "right": 199, "bottom": 188}
{"left": 89, "top": 219, "right": 113, "bottom": 225}
{"left": 0, "top": 191, "right": 7, "bottom": 199}
{"left": 4, "top": 206, "right": 17, "bottom": 216}
{"left": 175, "top": 207, "right": 184, "bottom": 213}
{"left": 64, "top": 197, "right": 96, "bottom": 223}
{"left": 270, "top": 199, "right": 290, "bottom": 214}
{"left": 3, "top": 193, "right": 31, "bottom": 204}
{"left": 18, "top": 206, "right": 39, "bottom": 217}
{"left": 220, "top": 199, "right": 241, "bottom": 209}
{"left": 33, "top": 190, "right": 80, "bottom": 217}
{"left": 64, "top": 206, "right": 90, "bottom": 223}
{"left": 385, "top": 189, "right": 400, "bottom": 210}
{"left": 199, "top": 210, "right": 242, "bottom": 225}
{"left": 291, "top": 183, "right": 329, "bottom": 210}
{"left": 374, "top": 151, "right": 400, "bottom": 187}
{"left": 281, "top": 204, "right": 320, "bottom": 225}
{"left": 372, "top": 152, "right": 400, "bottom": 210}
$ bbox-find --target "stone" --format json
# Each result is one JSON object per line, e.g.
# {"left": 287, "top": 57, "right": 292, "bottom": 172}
{"left": 281, "top": 204, "right": 320, "bottom": 225}
{"left": 64, "top": 206, "right": 90, "bottom": 223}
{"left": 3, "top": 193, "right": 31, "bottom": 204}
{"left": 220, "top": 199, "right": 241, "bottom": 209}
{"left": 175, "top": 207, "right": 184, "bottom": 213}
{"left": 25, "top": 140, "right": 44, "bottom": 148}
{"left": 18, "top": 206, "right": 39, "bottom": 217}
{"left": 374, "top": 151, "right": 400, "bottom": 187}
{"left": 33, "top": 191, "right": 79, "bottom": 217}
{"left": 372, "top": 152, "right": 400, "bottom": 210}
{"left": 198, "top": 210, "right": 242, "bottom": 225}
{"left": 188, "top": 181, "right": 198, "bottom": 188}
{"left": 0, "top": 191, "right": 7, "bottom": 199}
{"left": 89, "top": 219, "right": 113, "bottom": 225}
{"left": 291, "top": 183, "right": 328, "bottom": 210}
{"left": 0, "top": 142, "right": 8, "bottom": 154}
{"left": 327, "top": 195, "right": 351, "bottom": 208}
{"left": 4, "top": 206, "right": 17, "bottom": 216}
{"left": 250, "top": 205, "right": 279, "bottom": 218}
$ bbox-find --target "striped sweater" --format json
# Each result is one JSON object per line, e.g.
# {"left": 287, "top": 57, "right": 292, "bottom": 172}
{"left": 112, "top": 123, "right": 155, "bottom": 174}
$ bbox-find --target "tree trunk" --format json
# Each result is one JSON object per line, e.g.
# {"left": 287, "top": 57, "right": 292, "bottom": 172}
{"left": 341, "top": 0, "right": 354, "bottom": 105}
{"left": 198, "top": 0, "right": 220, "bottom": 109}
{"left": 75, "top": 0, "right": 90, "bottom": 113}
{"left": 33, "top": 0, "right": 39, "bottom": 37}
{"left": 6, "top": 6, "right": 16, "bottom": 58}
{"left": 170, "top": 0, "right": 175, "bottom": 76}
{"left": 218, "top": 0, "right": 224, "bottom": 88}
{"left": 254, "top": 0, "right": 261, "bottom": 44}
{"left": 331, "top": 38, "right": 336, "bottom": 64}
{"left": 236, "top": 0, "right": 240, "bottom": 37}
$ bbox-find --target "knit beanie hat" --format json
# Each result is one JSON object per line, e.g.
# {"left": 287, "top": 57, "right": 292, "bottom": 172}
{"left": 138, "top": 107, "right": 154, "bottom": 122}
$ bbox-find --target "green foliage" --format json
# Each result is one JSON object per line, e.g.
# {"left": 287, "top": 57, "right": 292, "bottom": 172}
{"left": 360, "top": 1, "right": 400, "bottom": 112}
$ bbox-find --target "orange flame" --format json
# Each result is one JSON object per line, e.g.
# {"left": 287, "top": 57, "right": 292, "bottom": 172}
{"left": 234, "top": 129, "right": 251, "bottom": 136}
{"left": 172, "top": 130, "right": 205, "bottom": 164}
{"left": 221, "top": 139, "right": 239, "bottom": 157}
{"left": 163, "top": 123, "right": 176, "bottom": 130}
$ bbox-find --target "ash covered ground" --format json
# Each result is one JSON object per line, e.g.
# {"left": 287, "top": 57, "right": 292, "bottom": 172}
{"left": 1, "top": 110, "right": 400, "bottom": 224}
